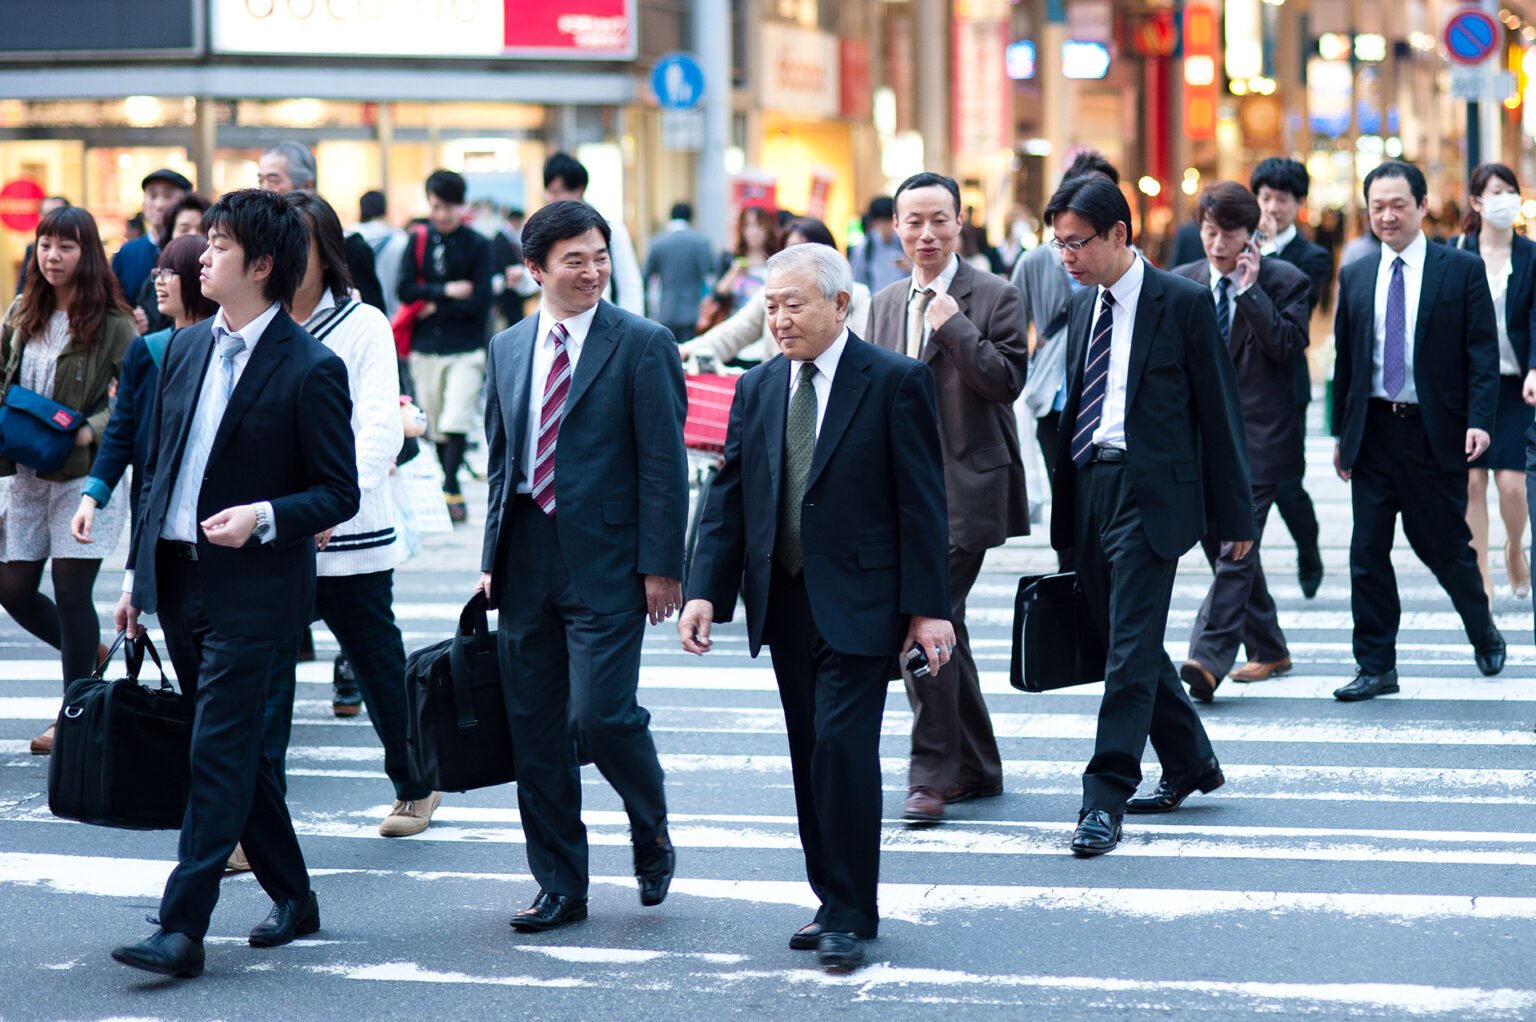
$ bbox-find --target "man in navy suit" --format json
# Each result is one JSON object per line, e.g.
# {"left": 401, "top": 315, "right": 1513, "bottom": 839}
{"left": 478, "top": 201, "right": 689, "bottom": 933}
{"left": 111, "top": 189, "right": 360, "bottom": 977}
{"left": 680, "top": 244, "right": 953, "bottom": 971}
{"left": 1331, "top": 161, "right": 1505, "bottom": 701}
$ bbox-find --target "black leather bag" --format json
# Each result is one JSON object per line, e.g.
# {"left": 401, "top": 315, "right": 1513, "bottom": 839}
{"left": 48, "top": 633, "right": 190, "bottom": 830}
{"left": 405, "top": 593, "right": 516, "bottom": 792}
{"left": 1010, "top": 572, "right": 1107, "bottom": 692}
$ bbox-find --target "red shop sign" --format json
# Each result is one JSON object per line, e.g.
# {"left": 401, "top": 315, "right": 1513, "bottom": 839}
{"left": 504, "top": 0, "right": 636, "bottom": 59}
{"left": 0, "top": 179, "right": 44, "bottom": 233}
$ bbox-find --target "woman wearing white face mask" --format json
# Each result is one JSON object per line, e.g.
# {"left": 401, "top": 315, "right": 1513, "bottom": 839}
{"left": 1455, "top": 163, "right": 1535, "bottom": 603}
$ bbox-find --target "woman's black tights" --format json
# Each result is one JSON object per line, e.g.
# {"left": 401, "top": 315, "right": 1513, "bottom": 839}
{"left": 0, "top": 558, "right": 104, "bottom": 691}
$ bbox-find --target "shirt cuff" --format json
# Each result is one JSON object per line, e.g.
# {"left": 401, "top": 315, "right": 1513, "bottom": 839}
{"left": 122, "top": 568, "right": 134, "bottom": 594}
{"left": 255, "top": 501, "right": 278, "bottom": 544}
{"left": 82, "top": 477, "right": 112, "bottom": 508}
{"left": 1235, "top": 282, "right": 1255, "bottom": 298}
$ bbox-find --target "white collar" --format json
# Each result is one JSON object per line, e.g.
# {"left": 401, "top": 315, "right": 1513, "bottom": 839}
{"left": 211, "top": 302, "right": 281, "bottom": 349}
{"left": 910, "top": 253, "right": 960, "bottom": 297}
{"left": 1207, "top": 263, "right": 1235, "bottom": 290}
{"left": 536, "top": 301, "right": 600, "bottom": 350}
{"left": 791, "top": 327, "right": 850, "bottom": 382}
{"left": 1100, "top": 254, "right": 1145, "bottom": 308}
{"left": 1383, "top": 230, "right": 1428, "bottom": 270}
{"left": 1269, "top": 224, "right": 1298, "bottom": 253}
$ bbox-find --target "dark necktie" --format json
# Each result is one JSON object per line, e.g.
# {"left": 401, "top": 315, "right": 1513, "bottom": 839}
{"left": 1382, "top": 256, "right": 1407, "bottom": 397}
{"left": 1070, "top": 291, "right": 1116, "bottom": 467}
{"left": 777, "top": 362, "right": 818, "bottom": 575}
{"left": 1214, "top": 275, "right": 1231, "bottom": 344}
{"left": 530, "top": 322, "right": 572, "bottom": 516}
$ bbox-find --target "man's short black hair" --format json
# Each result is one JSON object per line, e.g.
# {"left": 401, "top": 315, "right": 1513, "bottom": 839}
{"left": 669, "top": 201, "right": 694, "bottom": 222}
{"left": 543, "top": 152, "right": 589, "bottom": 194}
{"left": 1043, "top": 175, "right": 1134, "bottom": 247}
{"left": 359, "top": 189, "right": 386, "bottom": 222}
{"left": 1363, "top": 160, "right": 1428, "bottom": 206}
{"left": 425, "top": 170, "right": 467, "bottom": 205}
{"left": 1250, "top": 157, "right": 1309, "bottom": 201}
{"left": 1064, "top": 151, "right": 1120, "bottom": 185}
{"left": 894, "top": 172, "right": 962, "bottom": 216}
{"left": 1197, "top": 181, "right": 1261, "bottom": 234}
{"left": 201, "top": 188, "right": 309, "bottom": 306}
{"left": 867, "top": 195, "right": 894, "bottom": 220}
{"left": 523, "top": 200, "right": 611, "bottom": 269}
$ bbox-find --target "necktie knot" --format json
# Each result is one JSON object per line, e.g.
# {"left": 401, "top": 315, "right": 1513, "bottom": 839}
{"left": 797, "top": 362, "right": 817, "bottom": 384}
{"left": 551, "top": 321, "right": 570, "bottom": 349}
{"left": 216, "top": 330, "right": 244, "bottom": 360}
{"left": 1216, "top": 276, "right": 1230, "bottom": 296}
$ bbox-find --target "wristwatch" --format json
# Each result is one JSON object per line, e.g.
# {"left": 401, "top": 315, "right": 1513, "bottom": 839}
{"left": 251, "top": 504, "right": 272, "bottom": 542}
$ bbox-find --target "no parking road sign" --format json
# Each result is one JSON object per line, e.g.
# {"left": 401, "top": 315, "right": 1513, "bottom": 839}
{"left": 1444, "top": 8, "right": 1500, "bottom": 66}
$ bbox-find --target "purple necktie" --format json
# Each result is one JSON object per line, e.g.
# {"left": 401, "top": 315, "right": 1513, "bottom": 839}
{"left": 1382, "top": 256, "right": 1406, "bottom": 397}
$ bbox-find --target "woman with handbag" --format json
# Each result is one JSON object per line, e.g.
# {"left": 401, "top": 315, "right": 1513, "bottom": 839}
{"left": 0, "top": 207, "right": 134, "bottom": 755}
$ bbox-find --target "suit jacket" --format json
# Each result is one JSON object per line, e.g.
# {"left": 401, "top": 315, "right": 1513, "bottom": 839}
{"left": 1173, "top": 258, "right": 1311, "bottom": 486}
{"left": 866, "top": 259, "right": 1031, "bottom": 552}
{"left": 686, "top": 334, "right": 951, "bottom": 657}
{"left": 1272, "top": 232, "right": 1332, "bottom": 406}
{"left": 1331, "top": 240, "right": 1500, "bottom": 473}
{"left": 644, "top": 226, "right": 716, "bottom": 327}
{"left": 481, "top": 300, "right": 688, "bottom": 615}
{"left": 1050, "top": 261, "right": 1256, "bottom": 560}
{"left": 1453, "top": 231, "right": 1536, "bottom": 373}
{"left": 127, "top": 310, "right": 360, "bottom": 639}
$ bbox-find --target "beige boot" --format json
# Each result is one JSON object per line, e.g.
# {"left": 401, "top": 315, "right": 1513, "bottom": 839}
{"left": 379, "top": 791, "right": 442, "bottom": 837}
{"left": 226, "top": 842, "right": 252, "bottom": 873}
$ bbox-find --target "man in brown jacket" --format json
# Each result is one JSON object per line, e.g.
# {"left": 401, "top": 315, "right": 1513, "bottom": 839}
{"left": 866, "top": 172, "right": 1031, "bottom": 823}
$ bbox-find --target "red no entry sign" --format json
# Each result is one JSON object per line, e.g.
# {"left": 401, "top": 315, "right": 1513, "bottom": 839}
{"left": 0, "top": 179, "right": 44, "bottom": 233}
{"left": 1444, "top": 8, "right": 1500, "bottom": 66}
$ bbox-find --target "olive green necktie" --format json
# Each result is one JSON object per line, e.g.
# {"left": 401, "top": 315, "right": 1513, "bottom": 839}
{"left": 776, "top": 362, "right": 818, "bottom": 576}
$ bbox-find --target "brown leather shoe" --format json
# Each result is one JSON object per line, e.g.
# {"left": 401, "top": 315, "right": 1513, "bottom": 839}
{"left": 29, "top": 725, "right": 54, "bottom": 756}
{"left": 1230, "top": 657, "right": 1293, "bottom": 683}
{"left": 1180, "top": 659, "right": 1219, "bottom": 703}
{"left": 902, "top": 787, "right": 944, "bottom": 823}
{"left": 942, "top": 781, "right": 1003, "bottom": 804}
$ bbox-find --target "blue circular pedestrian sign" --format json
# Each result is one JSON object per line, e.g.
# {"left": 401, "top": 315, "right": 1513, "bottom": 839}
{"left": 1444, "top": 9, "right": 1500, "bottom": 66}
{"left": 652, "top": 53, "right": 706, "bottom": 110}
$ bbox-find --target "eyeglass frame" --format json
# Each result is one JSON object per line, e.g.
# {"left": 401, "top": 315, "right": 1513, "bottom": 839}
{"left": 1047, "top": 233, "right": 1106, "bottom": 253}
{"left": 148, "top": 268, "right": 179, "bottom": 283}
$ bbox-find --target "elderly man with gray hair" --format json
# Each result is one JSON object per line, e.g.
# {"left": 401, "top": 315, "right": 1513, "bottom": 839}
{"left": 257, "top": 141, "right": 386, "bottom": 313}
{"left": 681, "top": 243, "right": 953, "bottom": 972}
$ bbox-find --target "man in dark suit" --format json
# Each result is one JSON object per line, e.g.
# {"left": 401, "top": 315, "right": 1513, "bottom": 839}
{"left": 1331, "top": 161, "right": 1505, "bottom": 701}
{"left": 1175, "top": 182, "right": 1312, "bottom": 701}
{"left": 643, "top": 202, "right": 717, "bottom": 342}
{"left": 864, "top": 172, "right": 1030, "bottom": 824}
{"left": 478, "top": 201, "right": 688, "bottom": 933}
{"left": 1044, "top": 175, "right": 1255, "bottom": 855}
{"left": 1253, "top": 157, "right": 1333, "bottom": 598}
{"left": 680, "top": 243, "right": 952, "bottom": 971}
{"left": 111, "top": 189, "right": 361, "bottom": 977}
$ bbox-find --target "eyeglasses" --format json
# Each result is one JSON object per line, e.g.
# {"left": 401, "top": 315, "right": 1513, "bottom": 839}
{"left": 1048, "top": 236, "right": 1099, "bottom": 253}
{"left": 149, "top": 269, "right": 179, "bottom": 283}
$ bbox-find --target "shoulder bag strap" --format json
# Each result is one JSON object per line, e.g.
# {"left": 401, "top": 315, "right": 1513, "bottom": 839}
{"left": 413, "top": 225, "right": 429, "bottom": 285}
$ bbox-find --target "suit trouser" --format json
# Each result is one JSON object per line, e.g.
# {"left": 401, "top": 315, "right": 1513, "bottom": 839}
{"left": 1350, "top": 404, "right": 1494, "bottom": 673}
{"left": 155, "top": 549, "right": 309, "bottom": 940}
{"left": 497, "top": 497, "right": 667, "bottom": 899}
{"left": 1189, "top": 483, "right": 1288, "bottom": 677}
{"left": 766, "top": 563, "right": 890, "bottom": 937}
{"left": 904, "top": 546, "right": 1003, "bottom": 793}
{"left": 1073, "top": 461, "right": 1215, "bottom": 811}
{"left": 262, "top": 570, "right": 428, "bottom": 802}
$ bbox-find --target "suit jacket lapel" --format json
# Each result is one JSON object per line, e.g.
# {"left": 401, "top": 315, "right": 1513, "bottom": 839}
{"left": 1063, "top": 289, "right": 1093, "bottom": 402}
{"left": 759, "top": 355, "right": 789, "bottom": 507}
{"left": 926, "top": 261, "right": 974, "bottom": 364}
{"left": 805, "top": 337, "right": 871, "bottom": 492}
{"left": 1414, "top": 243, "right": 1447, "bottom": 347}
{"left": 502, "top": 316, "right": 537, "bottom": 472}
{"left": 158, "top": 325, "right": 215, "bottom": 515}
{"left": 1352, "top": 252, "right": 1381, "bottom": 376}
{"left": 1124, "top": 263, "right": 1165, "bottom": 412}
{"left": 564, "top": 300, "right": 621, "bottom": 413}
{"left": 207, "top": 312, "right": 290, "bottom": 466}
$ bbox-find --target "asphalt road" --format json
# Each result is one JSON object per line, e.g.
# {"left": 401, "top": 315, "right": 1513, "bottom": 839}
{"left": 2, "top": 436, "right": 1533, "bottom": 1020}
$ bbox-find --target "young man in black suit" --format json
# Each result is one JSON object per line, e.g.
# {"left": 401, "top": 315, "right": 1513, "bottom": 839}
{"left": 1175, "top": 182, "right": 1312, "bottom": 700}
{"left": 1252, "top": 157, "right": 1333, "bottom": 598}
{"left": 1044, "top": 176, "right": 1255, "bottom": 856}
{"left": 111, "top": 189, "right": 361, "bottom": 977}
{"left": 680, "top": 243, "right": 953, "bottom": 971}
{"left": 478, "top": 201, "right": 688, "bottom": 934}
{"left": 1331, "top": 161, "right": 1505, "bottom": 701}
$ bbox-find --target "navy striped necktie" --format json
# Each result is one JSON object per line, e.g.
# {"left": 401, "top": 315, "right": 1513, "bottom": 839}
{"left": 1070, "top": 291, "right": 1116, "bottom": 467}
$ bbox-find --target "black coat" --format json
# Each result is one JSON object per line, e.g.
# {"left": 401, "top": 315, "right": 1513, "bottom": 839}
{"left": 686, "top": 335, "right": 952, "bottom": 658}
{"left": 1332, "top": 240, "right": 1500, "bottom": 473}
{"left": 1452, "top": 231, "right": 1536, "bottom": 374}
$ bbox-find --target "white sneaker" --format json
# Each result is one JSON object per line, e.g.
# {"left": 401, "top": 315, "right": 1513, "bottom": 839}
{"left": 379, "top": 791, "right": 441, "bottom": 837}
{"left": 226, "top": 842, "right": 252, "bottom": 873}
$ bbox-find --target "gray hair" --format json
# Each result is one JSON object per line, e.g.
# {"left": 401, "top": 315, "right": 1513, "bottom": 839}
{"left": 263, "top": 141, "right": 317, "bottom": 189}
{"left": 765, "top": 243, "right": 853, "bottom": 302}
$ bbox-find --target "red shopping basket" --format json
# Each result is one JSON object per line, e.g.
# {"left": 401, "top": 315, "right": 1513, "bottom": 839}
{"left": 684, "top": 373, "right": 739, "bottom": 454}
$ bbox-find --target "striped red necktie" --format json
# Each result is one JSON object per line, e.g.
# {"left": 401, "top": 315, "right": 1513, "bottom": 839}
{"left": 530, "top": 322, "right": 572, "bottom": 516}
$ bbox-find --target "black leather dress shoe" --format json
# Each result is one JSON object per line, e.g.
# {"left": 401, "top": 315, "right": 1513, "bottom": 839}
{"left": 510, "top": 890, "right": 588, "bottom": 932}
{"left": 1125, "top": 759, "right": 1225, "bottom": 814}
{"left": 1333, "top": 668, "right": 1399, "bottom": 702}
{"left": 249, "top": 891, "right": 320, "bottom": 947}
{"left": 1070, "top": 808, "right": 1123, "bottom": 856}
{"left": 1475, "top": 630, "right": 1507, "bottom": 677}
{"left": 816, "top": 932, "right": 866, "bottom": 971}
{"left": 635, "top": 831, "right": 675, "bottom": 907}
{"left": 1297, "top": 546, "right": 1323, "bottom": 599}
{"left": 789, "top": 921, "right": 824, "bottom": 951}
{"left": 111, "top": 930, "right": 205, "bottom": 978}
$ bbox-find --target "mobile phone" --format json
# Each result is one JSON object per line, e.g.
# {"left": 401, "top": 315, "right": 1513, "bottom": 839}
{"left": 904, "top": 645, "right": 931, "bottom": 678}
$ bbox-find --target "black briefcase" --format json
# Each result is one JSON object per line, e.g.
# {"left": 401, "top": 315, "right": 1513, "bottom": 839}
{"left": 405, "top": 592, "right": 516, "bottom": 793}
{"left": 1009, "top": 572, "right": 1107, "bottom": 692}
{"left": 48, "top": 633, "right": 190, "bottom": 830}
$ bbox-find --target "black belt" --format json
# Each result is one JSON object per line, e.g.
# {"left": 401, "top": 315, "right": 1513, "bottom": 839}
{"left": 1088, "top": 446, "right": 1127, "bottom": 464}
{"left": 1369, "top": 398, "right": 1420, "bottom": 418}
{"left": 158, "top": 540, "right": 198, "bottom": 562}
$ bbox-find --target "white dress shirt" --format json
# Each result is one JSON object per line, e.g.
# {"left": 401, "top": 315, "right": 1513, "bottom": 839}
{"left": 1370, "top": 230, "right": 1426, "bottom": 403}
{"left": 1207, "top": 263, "right": 1240, "bottom": 329}
{"left": 785, "top": 328, "right": 850, "bottom": 436}
{"left": 1088, "top": 255, "right": 1146, "bottom": 451}
{"left": 908, "top": 254, "right": 961, "bottom": 352}
{"left": 1260, "top": 223, "right": 1297, "bottom": 257}
{"left": 519, "top": 301, "right": 597, "bottom": 492}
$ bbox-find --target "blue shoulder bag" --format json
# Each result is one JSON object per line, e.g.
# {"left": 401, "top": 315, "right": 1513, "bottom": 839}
{"left": 0, "top": 307, "right": 85, "bottom": 473}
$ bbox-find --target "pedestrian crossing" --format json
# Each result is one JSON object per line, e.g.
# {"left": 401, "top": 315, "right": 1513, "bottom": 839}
{"left": 0, "top": 439, "right": 1533, "bottom": 1018}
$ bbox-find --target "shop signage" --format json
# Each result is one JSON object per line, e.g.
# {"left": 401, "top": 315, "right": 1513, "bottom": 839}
{"left": 953, "top": 16, "right": 1011, "bottom": 156}
{"left": 1006, "top": 40, "right": 1037, "bottom": 80}
{"left": 652, "top": 53, "right": 705, "bottom": 110}
{"left": 1066, "top": 0, "right": 1113, "bottom": 45}
{"left": 210, "top": 0, "right": 636, "bottom": 60}
{"left": 760, "top": 24, "right": 841, "bottom": 118}
{"left": 0, "top": 179, "right": 44, "bottom": 233}
{"left": 1061, "top": 40, "right": 1112, "bottom": 79}
{"left": 1444, "top": 8, "right": 1500, "bottom": 67}
{"left": 840, "top": 39, "right": 873, "bottom": 119}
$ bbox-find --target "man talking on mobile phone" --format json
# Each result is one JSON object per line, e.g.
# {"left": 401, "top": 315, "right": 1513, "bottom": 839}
{"left": 679, "top": 244, "right": 952, "bottom": 972}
